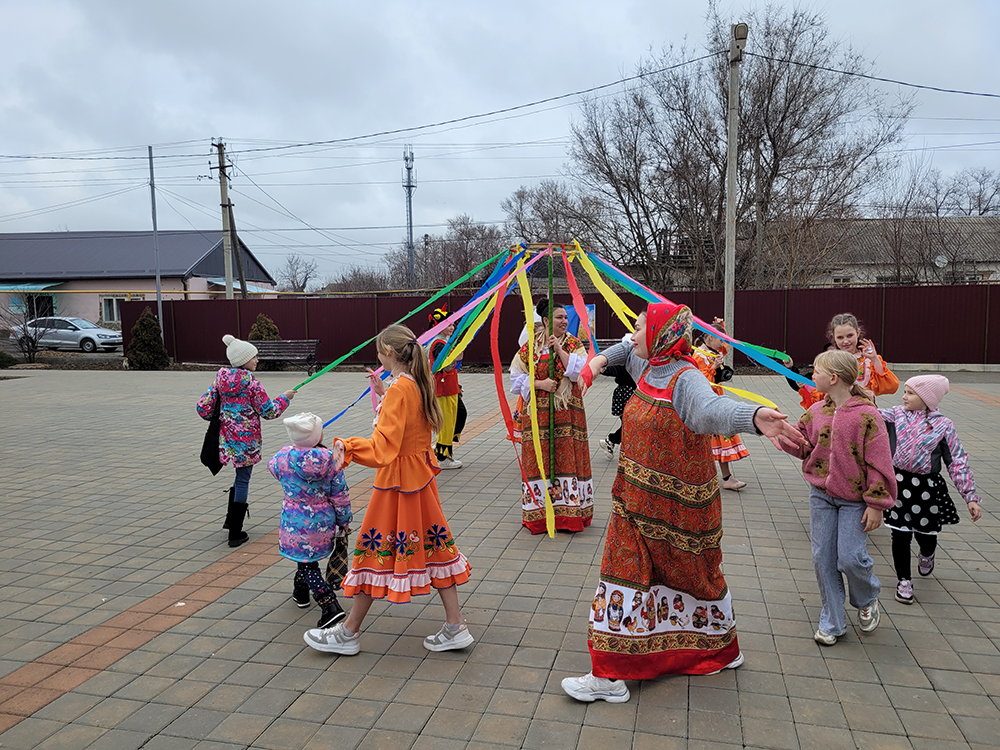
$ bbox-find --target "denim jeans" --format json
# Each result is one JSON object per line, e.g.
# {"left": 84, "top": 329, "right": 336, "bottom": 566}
{"left": 809, "top": 486, "right": 881, "bottom": 636}
{"left": 233, "top": 465, "right": 253, "bottom": 504}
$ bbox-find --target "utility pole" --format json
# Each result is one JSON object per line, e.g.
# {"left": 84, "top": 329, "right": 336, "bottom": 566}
{"left": 402, "top": 146, "right": 416, "bottom": 288}
{"left": 214, "top": 140, "right": 235, "bottom": 300}
{"left": 228, "top": 203, "right": 248, "bottom": 299}
{"left": 147, "top": 146, "right": 164, "bottom": 340}
{"left": 723, "top": 22, "right": 748, "bottom": 366}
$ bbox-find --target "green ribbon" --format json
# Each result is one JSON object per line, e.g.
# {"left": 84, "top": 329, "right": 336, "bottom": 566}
{"left": 293, "top": 247, "right": 509, "bottom": 389}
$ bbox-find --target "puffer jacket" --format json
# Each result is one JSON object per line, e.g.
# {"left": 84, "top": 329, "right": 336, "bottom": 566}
{"left": 196, "top": 368, "right": 290, "bottom": 468}
{"left": 269, "top": 445, "right": 351, "bottom": 562}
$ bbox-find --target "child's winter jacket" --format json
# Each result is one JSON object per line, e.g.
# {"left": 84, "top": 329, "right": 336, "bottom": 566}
{"left": 783, "top": 395, "right": 897, "bottom": 510}
{"left": 196, "top": 368, "right": 290, "bottom": 468}
{"left": 269, "top": 446, "right": 351, "bottom": 563}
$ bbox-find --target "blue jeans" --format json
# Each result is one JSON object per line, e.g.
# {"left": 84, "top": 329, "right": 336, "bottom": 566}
{"left": 233, "top": 465, "right": 253, "bottom": 504}
{"left": 809, "top": 487, "right": 880, "bottom": 636}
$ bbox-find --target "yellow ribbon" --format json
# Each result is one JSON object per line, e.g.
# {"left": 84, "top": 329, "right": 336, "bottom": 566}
{"left": 575, "top": 242, "right": 637, "bottom": 330}
{"left": 441, "top": 291, "right": 498, "bottom": 368}
{"left": 515, "top": 258, "right": 555, "bottom": 537}
{"left": 718, "top": 384, "right": 777, "bottom": 408}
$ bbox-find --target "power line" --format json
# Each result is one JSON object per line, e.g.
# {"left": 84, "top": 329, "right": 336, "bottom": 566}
{"left": 745, "top": 52, "right": 1000, "bottom": 99}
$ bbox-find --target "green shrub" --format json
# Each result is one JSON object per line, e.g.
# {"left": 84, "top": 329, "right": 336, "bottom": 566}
{"left": 124, "top": 307, "right": 170, "bottom": 370}
{"left": 248, "top": 313, "right": 282, "bottom": 370}
{"left": 0, "top": 349, "right": 18, "bottom": 369}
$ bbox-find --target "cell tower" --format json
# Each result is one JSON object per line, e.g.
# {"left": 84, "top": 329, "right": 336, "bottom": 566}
{"left": 402, "top": 146, "right": 416, "bottom": 287}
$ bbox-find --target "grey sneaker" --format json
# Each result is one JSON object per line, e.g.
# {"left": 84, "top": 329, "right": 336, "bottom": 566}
{"left": 303, "top": 622, "right": 360, "bottom": 655}
{"left": 423, "top": 623, "right": 475, "bottom": 652}
{"left": 561, "top": 672, "right": 630, "bottom": 703}
{"left": 858, "top": 599, "right": 881, "bottom": 633}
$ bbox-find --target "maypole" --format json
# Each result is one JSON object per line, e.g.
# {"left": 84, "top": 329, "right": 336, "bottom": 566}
{"left": 547, "top": 246, "right": 556, "bottom": 502}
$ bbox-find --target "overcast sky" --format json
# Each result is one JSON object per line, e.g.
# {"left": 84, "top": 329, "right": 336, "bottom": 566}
{"left": 1, "top": 0, "right": 998, "bottom": 282}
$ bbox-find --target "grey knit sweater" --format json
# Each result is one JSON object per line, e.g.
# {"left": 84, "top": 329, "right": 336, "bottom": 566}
{"left": 601, "top": 342, "right": 759, "bottom": 437}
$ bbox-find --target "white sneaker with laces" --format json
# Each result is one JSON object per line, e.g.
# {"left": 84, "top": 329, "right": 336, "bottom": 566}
{"left": 439, "top": 456, "right": 463, "bottom": 470}
{"left": 561, "top": 672, "right": 630, "bottom": 703}
{"left": 704, "top": 651, "right": 745, "bottom": 675}
{"left": 814, "top": 629, "right": 837, "bottom": 646}
{"left": 303, "top": 622, "right": 360, "bottom": 655}
{"left": 598, "top": 438, "right": 615, "bottom": 459}
{"left": 423, "top": 623, "right": 475, "bottom": 651}
{"left": 858, "top": 599, "right": 881, "bottom": 633}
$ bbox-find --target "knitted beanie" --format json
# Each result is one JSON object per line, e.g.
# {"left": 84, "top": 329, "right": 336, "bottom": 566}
{"left": 223, "top": 334, "right": 258, "bottom": 368}
{"left": 906, "top": 374, "right": 950, "bottom": 411}
{"left": 283, "top": 412, "right": 323, "bottom": 448}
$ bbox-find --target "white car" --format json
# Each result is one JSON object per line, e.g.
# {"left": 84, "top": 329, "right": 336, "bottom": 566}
{"left": 10, "top": 317, "right": 123, "bottom": 352}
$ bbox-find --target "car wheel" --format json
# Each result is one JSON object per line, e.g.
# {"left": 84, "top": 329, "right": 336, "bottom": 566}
{"left": 80, "top": 338, "right": 97, "bottom": 353}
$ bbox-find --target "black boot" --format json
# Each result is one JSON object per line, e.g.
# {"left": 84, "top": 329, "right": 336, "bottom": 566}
{"left": 292, "top": 575, "right": 311, "bottom": 609}
{"left": 317, "top": 595, "right": 345, "bottom": 628}
{"left": 226, "top": 500, "right": 249, "bottom": 547}
{"left": 223, "top": 487, "right": 234, "bottom": 529}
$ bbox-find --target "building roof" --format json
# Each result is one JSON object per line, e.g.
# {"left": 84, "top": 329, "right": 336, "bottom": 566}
{"left": 820, "top": 216, "right": 1000, "bottom": 266}
{"left": 0, "top": 230, "right": 276, "bottom": 284}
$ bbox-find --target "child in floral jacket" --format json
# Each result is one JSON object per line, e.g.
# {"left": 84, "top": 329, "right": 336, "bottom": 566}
{"left": 197, "top": 334, "right": 295, "bottom": 547}
{"left": 269, "top": 413, "right": 352, "bottom": 629}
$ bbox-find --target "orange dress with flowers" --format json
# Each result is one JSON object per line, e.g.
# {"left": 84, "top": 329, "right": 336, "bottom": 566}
{"left": 337, "top": 374, "right": 471, "bottom": 603}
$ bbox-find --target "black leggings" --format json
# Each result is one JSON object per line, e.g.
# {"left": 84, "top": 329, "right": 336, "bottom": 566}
{"left": 890, "top": 529, "right": 938, "bottom": 581}
{"left": 295, "top": 561, "right": 336, "bottom": 606}
{"left": 607, "top": 423, "right": 622, "bottom": 446}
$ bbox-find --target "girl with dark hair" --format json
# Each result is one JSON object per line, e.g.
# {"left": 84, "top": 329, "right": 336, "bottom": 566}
{"left": 510, "top": 299, "right": 594, "bottom": 534}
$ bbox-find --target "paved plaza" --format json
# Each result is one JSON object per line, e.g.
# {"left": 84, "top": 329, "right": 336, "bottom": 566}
{"left": 1, "top": 367, "right": 1000, "bottom": 749}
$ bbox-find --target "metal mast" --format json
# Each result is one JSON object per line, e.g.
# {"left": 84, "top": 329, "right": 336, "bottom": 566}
{"left": 402, "top": 146, "right": 417, "bottom": 287}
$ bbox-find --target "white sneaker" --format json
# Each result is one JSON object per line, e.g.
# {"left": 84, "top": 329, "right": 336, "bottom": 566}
{"left": 704, "top": 651, "right": 745, "bottom": 675}
{"left": 438, "top": 456, "right": 463, "bottom": 470}
{"left": 598, "top": 438, "right": 615, "bottom": 459}
{"left": 423, "top": 623, "right": 475, "bottom": 651}
{"left": 303, "top": 622, "right": 360, "bottom": 655}
{"left": 814, "top": 629, "right": 837, "bottom": 646}
{"left": 561, "top": 672, "right": 630, "bottom": 703}
{"left": 858, "top": 599, "right": 881, "bottom": 633}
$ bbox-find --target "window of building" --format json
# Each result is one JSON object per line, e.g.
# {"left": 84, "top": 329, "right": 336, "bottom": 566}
{"left": 831, "top": 276, "right": 852, "bottom": 285}
{"left": 101, "top": 295, "right": 144, "bottom": 323}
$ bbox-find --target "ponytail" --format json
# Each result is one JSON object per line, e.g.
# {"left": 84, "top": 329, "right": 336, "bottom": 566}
{"left": 376, "top": 325, "right": 443, "bottom": 432}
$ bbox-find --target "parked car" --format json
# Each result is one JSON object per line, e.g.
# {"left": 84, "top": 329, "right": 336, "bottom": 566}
{"left": 9, "top": 317, "right": 123, "bottom": 352}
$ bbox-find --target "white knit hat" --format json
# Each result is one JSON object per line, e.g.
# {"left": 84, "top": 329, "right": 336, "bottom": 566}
{"left": 284, "top": 412, "right": 323, "bottom": 448}
{"left": 223, "top": 334, "right": 258, "bottom": 367}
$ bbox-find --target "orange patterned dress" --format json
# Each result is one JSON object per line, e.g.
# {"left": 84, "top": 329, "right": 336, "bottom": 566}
{"left": 691, "top": 345, "right": 749, "bottom": 463}
{"left": 588, "top": 368, "right": 740, "bottom": 678}
{"left": 337, "top": 374, "right": 471, "bottom": 603}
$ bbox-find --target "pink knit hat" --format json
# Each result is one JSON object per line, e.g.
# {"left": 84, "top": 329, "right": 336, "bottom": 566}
{"left": 906, "top": 375, "right": 949, "bottom": 411}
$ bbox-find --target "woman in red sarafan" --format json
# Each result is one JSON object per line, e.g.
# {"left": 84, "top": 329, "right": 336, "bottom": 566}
{"left": 561, "top": 301, "right": 806, "bottom": 703}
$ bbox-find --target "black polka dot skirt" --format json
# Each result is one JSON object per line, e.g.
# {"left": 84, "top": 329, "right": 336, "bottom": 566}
{"left": 611, "top": 384, "right": 635, "bottom": 417}
{"left": 884, "top": 468, "right": 960, "bottom": 534}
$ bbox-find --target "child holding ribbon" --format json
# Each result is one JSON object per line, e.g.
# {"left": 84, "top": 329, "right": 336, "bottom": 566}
{"left": 303, "top": 324, "right": 473, "bottom": 656}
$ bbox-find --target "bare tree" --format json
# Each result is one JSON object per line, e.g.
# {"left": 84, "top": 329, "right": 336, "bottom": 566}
{"left": 565, "top": 3, "right": 912, "bottom": 290}
{"left": 0, "top": 298, "right": 57, "bottom": 364}
{"left": 384, "top": 215, "right": 509, "bottom": 289}
{"left": 319, "top": 266, "right": 392, "bottom": 293}
{"left": 276, "top": 254, "right": 321, "bottom": 292}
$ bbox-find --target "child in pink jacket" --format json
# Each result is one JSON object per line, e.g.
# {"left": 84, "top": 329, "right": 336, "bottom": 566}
{"left": 780, "top": 350, "right": 897, "bottom": 646}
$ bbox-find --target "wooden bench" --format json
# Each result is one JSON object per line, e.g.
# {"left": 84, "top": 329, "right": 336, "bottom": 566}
{"left": 253, "top": 339, "right": 321, "bottom": 374}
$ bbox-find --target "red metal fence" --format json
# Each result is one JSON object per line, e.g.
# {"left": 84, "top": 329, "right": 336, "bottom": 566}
{"left": 122, "top": 284, "right": 1000, "bottom": 367}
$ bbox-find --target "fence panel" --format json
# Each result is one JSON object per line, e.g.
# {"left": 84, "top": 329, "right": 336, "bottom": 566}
{"left": 884, "top": 285, "right": 987, "bottom": 365}
{"left": 786, "top": 288, "right": 883, "bottom": 366}
{"left": 307, "top": 298, "right": 378, "bottom": 365}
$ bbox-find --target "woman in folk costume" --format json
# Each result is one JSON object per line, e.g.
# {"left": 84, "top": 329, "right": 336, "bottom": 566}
{"left": 691, "top": 318, "right": 750, "bottom": 490}
{"left": 426, "top": 305, "right": 463, "bottom": 469}
{"left": 509, "top": 299, "right": 594, "bottom": 534}
{"left": 562, "top": 301, "right": 805, "bottom": 703}
{"left": 303, "top": 324, "right": 473, "bottom": 656}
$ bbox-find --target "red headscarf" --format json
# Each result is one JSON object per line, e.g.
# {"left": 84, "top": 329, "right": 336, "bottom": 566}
{"left": 646, "top": 301, "right": 697, "bottom": 367}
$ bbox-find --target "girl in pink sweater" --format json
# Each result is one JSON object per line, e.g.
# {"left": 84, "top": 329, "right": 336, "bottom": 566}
{"left": 781, "top": 350, "right": 897, "bottom": 646}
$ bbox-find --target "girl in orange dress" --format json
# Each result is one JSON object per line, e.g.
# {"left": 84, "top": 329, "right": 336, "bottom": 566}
{"left": 692, "top": 319, "right": 750, "bottom": 491}
{"left": 793, "top": 313, "right": 898, "bottom": 410}
{"left": 303, "top": 324, "right": 473, "bottom": 656}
